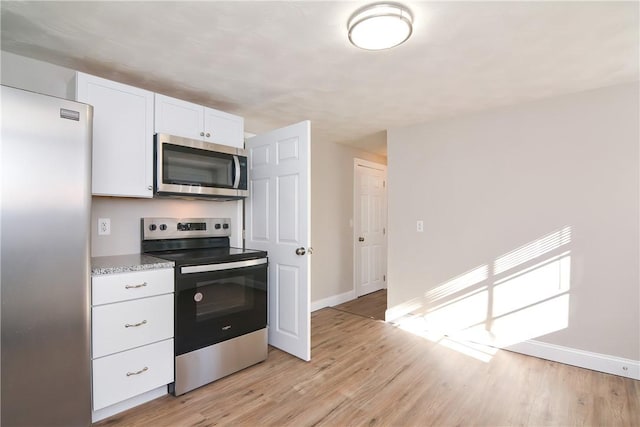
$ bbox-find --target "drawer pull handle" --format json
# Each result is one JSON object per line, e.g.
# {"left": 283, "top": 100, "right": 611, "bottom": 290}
{"left": 126, "top": 366, "right": 149, "bottom": 377}
{"left": 124, "top": 320, "right": 147, "bottom": 328}
{"left": 125, "top": 282, "right": 148, "bottom": 289}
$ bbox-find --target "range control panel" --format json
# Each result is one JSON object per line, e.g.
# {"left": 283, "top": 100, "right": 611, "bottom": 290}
{"left": 142, "top": 218, "right": 231, "bottom": 240}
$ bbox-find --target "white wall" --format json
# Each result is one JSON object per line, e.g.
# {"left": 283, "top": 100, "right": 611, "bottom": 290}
{"left": 387, "top": 82, "right": 639, "bottom": 363}
{"left": 91, "top": 198, "right": 242, "bottom": 256}
{"left": 311, "top": 139, "right": 386, "bottom": 305}
{"left": 1, "top": 50, "right": 75, "bottom": 98}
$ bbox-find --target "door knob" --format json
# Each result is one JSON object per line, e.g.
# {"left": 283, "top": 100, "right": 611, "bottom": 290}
{"left": 358, "top": 237, "right": 365, "bottom": 242}
{"left": 295, "top": 247, "right": 306, "bottom": 256}
{"left": 308, "top": 247, "right": 313, "bottom": 254}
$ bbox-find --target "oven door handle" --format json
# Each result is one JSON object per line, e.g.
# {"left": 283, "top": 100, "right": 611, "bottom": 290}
{"left": 181, "top": 258, "right": 267, "bottom": 274}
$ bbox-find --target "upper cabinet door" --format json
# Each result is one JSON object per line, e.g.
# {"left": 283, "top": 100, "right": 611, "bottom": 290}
{"left": 76, "top": 73, "right": 154, "bottom": 198}
{"left": 154, "top": 94, "right": 204, "bottom": 141}
{"left": 155, "top": 93, "right": 244, "bottom": 148}
{"left": 204, "top": 108, "right": 244, "bottom": 148}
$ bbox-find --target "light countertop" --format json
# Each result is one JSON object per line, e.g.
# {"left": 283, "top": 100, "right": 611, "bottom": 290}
{"left": 91, "top": 253, "right": 174, "bottom": 276}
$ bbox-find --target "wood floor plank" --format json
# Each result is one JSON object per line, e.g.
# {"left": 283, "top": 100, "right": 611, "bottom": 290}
{"left": 95, "top": 307, "right": 639, "bottom": 427}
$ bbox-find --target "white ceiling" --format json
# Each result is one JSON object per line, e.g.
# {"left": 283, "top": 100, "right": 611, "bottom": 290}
{"left": 1, "top": 1, "right": 638, "bottom": 156}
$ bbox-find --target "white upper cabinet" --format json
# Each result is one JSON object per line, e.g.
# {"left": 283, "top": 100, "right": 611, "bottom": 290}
{"left": 154, "top": 94, "right": 244, "bottom": 148}
{"left": 76, "top": 72, "right": 154, "bottom": 198}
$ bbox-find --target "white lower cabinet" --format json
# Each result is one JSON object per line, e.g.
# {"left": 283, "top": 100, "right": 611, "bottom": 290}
{"left": 91, "top": 268, "right": 174, "bottom": 412}
{"left": 93, "top": 339, "right": 174, "bottom": 410}
{"left": 93, "top": 294, "right": 173, "bottom": 358}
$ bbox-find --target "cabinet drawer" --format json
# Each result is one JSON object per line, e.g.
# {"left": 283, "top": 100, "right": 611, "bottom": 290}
{"left": 93, "top": 268, "right": 173, "bottom": 305}
{"left": 93, "top": 294, "right": 173, "bottom": 358}
{"left": 93, "top": 339, "right": 173, "bottom": 410}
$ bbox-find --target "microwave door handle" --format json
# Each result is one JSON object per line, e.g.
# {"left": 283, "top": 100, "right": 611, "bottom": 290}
{"left": 233, "top": 155, "right": 241, "bottom": 189}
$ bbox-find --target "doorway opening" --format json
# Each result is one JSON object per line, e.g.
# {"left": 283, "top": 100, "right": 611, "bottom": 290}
{"left": 332, "top": 289, "right": 387, "bottom": 321}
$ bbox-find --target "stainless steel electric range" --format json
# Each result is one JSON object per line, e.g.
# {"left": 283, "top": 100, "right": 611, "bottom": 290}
{"left": 141, "top": 217, "right": 268, "bottom": 396}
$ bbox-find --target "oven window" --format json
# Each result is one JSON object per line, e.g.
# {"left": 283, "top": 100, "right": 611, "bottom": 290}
{"left": 163, "top": 143, "right": 234, "bottom": 188}
{"left": 195, "top": 278, "right": 252, "bottom": 320}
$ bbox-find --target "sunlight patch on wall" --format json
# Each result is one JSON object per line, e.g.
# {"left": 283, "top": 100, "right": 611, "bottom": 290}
{"left": 423, "top": 288, "right": 488, "bottom": 333}
{"left": 494, "top": 226, "right": 571, "bottom": 275}
{"left": 424, "top": 265, "right": 489, "bottom": 304}
{"left": 491, "top": 294, "right": 570, "bottom": 348}
{"left": 493, "top": 252, "right": 571, "bottom": 318}
{"left": 389, "top": 226, "right": 573, "bottom": 363}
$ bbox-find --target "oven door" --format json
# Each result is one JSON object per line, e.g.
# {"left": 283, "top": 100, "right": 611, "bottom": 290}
{"left": 175, "top": 258, "right": 267, "bottom": 356}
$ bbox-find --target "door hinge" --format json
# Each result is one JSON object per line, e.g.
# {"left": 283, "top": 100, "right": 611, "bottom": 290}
{"left": 383, "top": 227, "right": 386, "bottom": 235}
{"left": 383, "top": 180, "right": 386, "bottom": 188}
{"left": 384, "top": 274, "right": 386, "bottom": 281}
{"left": 242, "top": 230, "right": 246, "bottom": 240}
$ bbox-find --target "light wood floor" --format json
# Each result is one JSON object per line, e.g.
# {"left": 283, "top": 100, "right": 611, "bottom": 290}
{"left": 332, "top": 289, "right": 387, "bottom": 320}
{"left": 95, "top": 307, "right": 639, "bottom": 426}
{"left": 98, "top": 308, "right": 640, "bottom": 426}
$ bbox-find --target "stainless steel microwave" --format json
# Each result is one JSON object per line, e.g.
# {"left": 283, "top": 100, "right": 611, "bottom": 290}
{"left": 154, "top": 133, "right": 248, "bottom": 200}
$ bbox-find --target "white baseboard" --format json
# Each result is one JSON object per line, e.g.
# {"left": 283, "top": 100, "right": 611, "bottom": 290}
{"left": 311, "top": 289, "right": 356, "bottom": 312}
{"left": 506, "top": 340, "right": 639, "bottom": 380}
{"left": 385, "top": 301, "right": 422, "bottom": 323}
{"left": 92, "top": 386, "right": 168, "bottom": 422}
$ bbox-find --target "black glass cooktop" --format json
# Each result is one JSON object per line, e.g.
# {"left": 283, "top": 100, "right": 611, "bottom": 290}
{"left": 147, "top": 246, "right": 267, "bottom": 265}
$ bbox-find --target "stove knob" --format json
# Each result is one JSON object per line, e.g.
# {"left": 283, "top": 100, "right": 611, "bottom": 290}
{"left": 222, "top": 224, "right": 229, "bottom": 229}
{"left": 159, "top": 224, "right": 167, "bottom": 231}
{"left": 215, "top": 223, "right": 221, "bottom": 230}
{"left": 149, "top": 224, "right": 157, "bottom": 231}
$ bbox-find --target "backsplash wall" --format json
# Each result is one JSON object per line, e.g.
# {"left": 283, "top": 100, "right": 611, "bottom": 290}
{"left": 91, "top": 197, "right": 242, "bottom": 257}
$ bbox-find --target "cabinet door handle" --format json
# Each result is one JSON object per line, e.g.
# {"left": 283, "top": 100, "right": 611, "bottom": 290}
{"left": 200, "top": 131, "right": 205, "bottom": 137}
{"left": 125, "top": 282, "right": 147, "bottom": 289}
{"left": 124, "top": 320, "right": 147, "bottom": 328}
{"left": 205, "top": 132, "right": 211, "bottom": 137}
{"left": 126, "top": 366, "right": 149, "bottom": 377}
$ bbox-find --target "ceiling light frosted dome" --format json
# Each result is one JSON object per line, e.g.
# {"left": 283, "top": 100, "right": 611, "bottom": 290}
{"left": 348, "top": 3, "right": 413, "bottom": 50}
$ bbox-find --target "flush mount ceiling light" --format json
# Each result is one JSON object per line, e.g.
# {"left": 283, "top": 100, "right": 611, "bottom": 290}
{"left": 348, "top": 3, "right": 413, "bottom": 50}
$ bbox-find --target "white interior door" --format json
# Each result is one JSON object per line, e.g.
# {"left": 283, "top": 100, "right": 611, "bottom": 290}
{"left": 245, "top": 121, "right": 311, "bottom": 361}
{"left": 354, "top": 160, "right": 387, "bottom": 297}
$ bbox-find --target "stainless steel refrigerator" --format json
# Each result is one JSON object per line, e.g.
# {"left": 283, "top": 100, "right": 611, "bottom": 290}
{"left": 1, "top": 85, "right": 92, "bottom": 426}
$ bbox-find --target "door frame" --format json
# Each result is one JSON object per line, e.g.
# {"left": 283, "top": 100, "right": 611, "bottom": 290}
{"left": 353, "top": 158, "right": 388, "bottom": 297}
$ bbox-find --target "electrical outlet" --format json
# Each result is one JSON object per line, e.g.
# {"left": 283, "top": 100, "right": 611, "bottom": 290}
{"left": 416, "top": 220, "right": 424, "bottom": 232}
{"left": 98, "top": 218, "right": 111, "bottom": 236}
